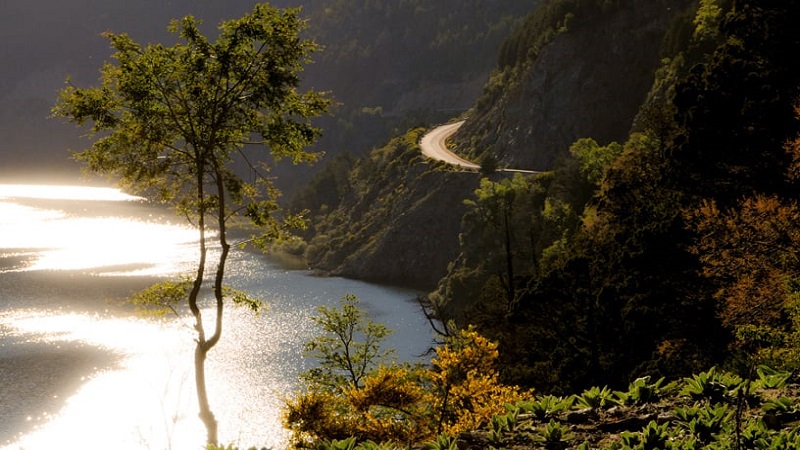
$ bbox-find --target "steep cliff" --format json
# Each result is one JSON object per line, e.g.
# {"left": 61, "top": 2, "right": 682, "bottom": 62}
{"left": 454, "top": 0, "right": 696, "bottom": 170}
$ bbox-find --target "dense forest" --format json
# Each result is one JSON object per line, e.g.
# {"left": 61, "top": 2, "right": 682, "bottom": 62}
{"left": 295, "top": 0, "right": 800, "bottom": 394}
{"left": 434, "top": 0, "right": 800, "bottom": 393}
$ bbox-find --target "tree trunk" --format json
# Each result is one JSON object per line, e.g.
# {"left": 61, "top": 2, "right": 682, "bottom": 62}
{"left": 194, "top": 160, "right": 231, "bottom": 447}
{"left": 503, "top": 206, "right": 515, "bottom": 310}
{"left": 188, "top": 153, "right": 219, "bottom": 446}
{"left": 195, "top": 342, "right": 218, "bottom": 445}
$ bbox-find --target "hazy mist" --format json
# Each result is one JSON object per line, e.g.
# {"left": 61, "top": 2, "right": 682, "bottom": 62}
{"left": 0, "top": 1, "right": 303, "bottom": 183}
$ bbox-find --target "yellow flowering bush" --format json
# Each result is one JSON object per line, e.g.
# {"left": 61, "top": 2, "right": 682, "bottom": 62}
{"left": 283, "top": 299, "right": 525, "bottom": 448}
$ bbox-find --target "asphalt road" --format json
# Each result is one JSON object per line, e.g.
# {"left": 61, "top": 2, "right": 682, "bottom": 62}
{"left": 419, "top": 121, "right": 478, "bottom": 169}
{"left": 419, "top": 121, "right": 540, "bottom": 174}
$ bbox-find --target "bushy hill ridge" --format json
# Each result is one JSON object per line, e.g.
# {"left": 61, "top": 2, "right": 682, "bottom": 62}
{"left": 432, "top": 0, "right": 800, "bottom": 394}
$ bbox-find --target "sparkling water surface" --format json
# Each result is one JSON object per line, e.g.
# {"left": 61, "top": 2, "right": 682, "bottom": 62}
{"left": 0, "top": 184, "right": 434, "bottom": 450}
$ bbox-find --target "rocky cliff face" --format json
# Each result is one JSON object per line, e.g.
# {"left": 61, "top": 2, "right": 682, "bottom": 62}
{"left": 456, "top": 0, "right": 696, "bottom": 171}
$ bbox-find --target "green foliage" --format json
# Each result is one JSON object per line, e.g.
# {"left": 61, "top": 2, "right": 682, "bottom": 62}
{"left": 488, "top": 411, "right": 514, "bottom": 443}
{"left": 129, "top": 278, "right": 193, "bottom": 316}
{"left": 301, "top": 295, "right": 394, "bottom": 390}
{"left": 738, "top": 418, "right": 771, "bottom": 449}
{"left": 614, "top": 376, "right": 666, "bottom": 406}
{"left": 129, "top": 280, "right": 263, "bottom": 316}
{"left": 432, "top": 152, "right": 598, "bottom": 348}
{"left": 575, "top": 386, "right": 617, "bottom": 410}
{"left": 285, "top": 319, "right": 523, "bottom": 448}
{"left": 680, "top": 367, "right": 743, "bottom": 403}
{"left": 693, "top": 0, "right": 723, "bottom": 41}
{"left": 315, "top": 438, "right": 407, "bottom": 450}
{"left": 757, "top": 427, "right": 800, "bottom": 449}
{"left": 516, "top": 395, "right": 574, "bottom": 420}
{"left": 317, "top": 437, "right": 358, "bottom": 450}
{"left": 534, "top": 419, "right": 574, "bottom": 446}
{"left": 755, "top": 366, "right": 792, "bottom": 390}
{"left": 423, "top": 433, "right": 458, "bottom": 450}
{"left": 222, "top": 286, "right": 264, "bottom": 314}
{"left": 569, "top": 138, "right": 623, "bottom": 187}
{"left": 619, "top": 421, "right": 670, "bottom": 450}
{"left": 674, "top": 404, "right": 732, "bottom": 444}
{"left": 762, "top": 397, "right": 797, "bottom": 415}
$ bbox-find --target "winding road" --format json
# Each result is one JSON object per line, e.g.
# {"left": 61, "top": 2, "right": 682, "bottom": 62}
{"left": 419, "top": 120, "right": 540, "bottom": 174}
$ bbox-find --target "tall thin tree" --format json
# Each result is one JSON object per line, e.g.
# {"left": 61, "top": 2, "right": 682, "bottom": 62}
{"left": 53, "top": 4, "right": 330, "bottom": 445}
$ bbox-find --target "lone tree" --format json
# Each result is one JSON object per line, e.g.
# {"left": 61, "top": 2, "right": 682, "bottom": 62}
{"left": 53, "top": 4, "right": 329, "bottom": 445}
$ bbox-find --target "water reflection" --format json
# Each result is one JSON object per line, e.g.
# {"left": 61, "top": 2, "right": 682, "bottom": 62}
{"left": 0, "top": 186, "right": 198, "bottom": 276}
{"left": 1, "top": 310, "right": 202, "bottom": 449}
{"left": 0, "top": 184, "right": 142, "bottom": 202}
{"left": 0, "top": 184, "right": 435, "bottom": 449}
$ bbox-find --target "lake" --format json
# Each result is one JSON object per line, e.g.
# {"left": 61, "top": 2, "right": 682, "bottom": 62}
{"left": 0, "top": 183, "right": 436, "bottom": 450}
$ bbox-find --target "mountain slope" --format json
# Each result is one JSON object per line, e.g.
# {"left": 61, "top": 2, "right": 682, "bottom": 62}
{"left": 454, "top": 0, "right": 696, "bottom": 170}
{"left": 298, "top": 0, "right": 695, "bottom": 291}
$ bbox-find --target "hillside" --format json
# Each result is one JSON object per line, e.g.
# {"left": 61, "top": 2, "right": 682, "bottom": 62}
{"left": 453, "top": 0, "right": 696, "bottom": 170}
{"left": 297, "top": 0, "right": 693, "bottom": 289}
{"left": 281, "top": 0, "right": 800, "bottom": 443}
{"left": 431, "top": 0, "right": 800, "bottom": 394}
{"left": 296, "top": 130, "right": 479, "bottom": 290}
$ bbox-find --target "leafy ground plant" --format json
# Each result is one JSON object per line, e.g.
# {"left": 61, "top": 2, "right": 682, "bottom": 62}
{"left": 680, "top": 367, "right": 743, "bottom": 403}
{"left": 619, "top": 420, "right": 670, "bottom": 450}
{"left": 453, "top": 366, "right": 800, "bottom": 450}
{"left": 614, "top": 376, "right": 666, "bottom": 405}
{"left": 534, "top": 419, "right": 574, "bottom": 448}
{"left": 516, "top": 395, "right": 575, "bottom": 420}
{"left": 575, "top": 386, "right": 617, "bottom": 410}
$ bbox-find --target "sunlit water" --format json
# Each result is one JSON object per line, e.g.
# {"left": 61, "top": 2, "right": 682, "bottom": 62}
{"left": 0, "top": 184, "right": 435, "bottom": 449}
